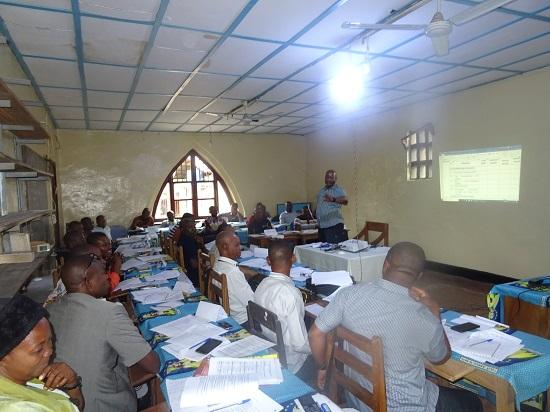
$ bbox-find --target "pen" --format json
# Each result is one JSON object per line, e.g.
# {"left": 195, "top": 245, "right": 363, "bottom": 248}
{"left": 209, "top": 399, "right": 250, "bottom": 412}
{"left": 468, "top": 338, "right": 493, "bottom": 347}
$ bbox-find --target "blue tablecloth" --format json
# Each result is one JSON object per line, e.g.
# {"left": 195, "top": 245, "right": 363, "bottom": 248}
{"left": 442, "top": 310, "right": 550, "bottom": 407}
{"left": 126, "top": 265, "right": 314, "bottom": 408}
{"left": 487, "top": 276, "right": 550, "bottom": 322}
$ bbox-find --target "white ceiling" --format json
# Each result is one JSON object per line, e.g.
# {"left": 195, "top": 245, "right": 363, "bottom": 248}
{"left": 0, "top": 0, "right": 549, "bottom": 135}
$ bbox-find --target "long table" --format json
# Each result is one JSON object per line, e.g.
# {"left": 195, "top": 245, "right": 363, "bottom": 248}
{"left": 294, "top": 245, "right": 389, "bottom": 283}
{"left": 124, "top": 261, "right": 315, "bottom": 410}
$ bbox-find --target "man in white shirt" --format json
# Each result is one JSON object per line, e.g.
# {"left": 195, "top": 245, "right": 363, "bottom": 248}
{"left": 213, "top": 230, "right": 253, "bottom": 325}
{"left": 279, "top": 201, "right": 298, "bottom": 226}
{"left": 254, "top": 240, "right": 312, "bottom": 377}
{"left": 92, "top": 214, "right": 111, "bottom": 240}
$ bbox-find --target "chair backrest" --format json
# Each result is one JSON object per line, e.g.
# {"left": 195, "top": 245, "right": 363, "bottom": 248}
{"left": 355, "top": 221, "right": 389, "bottom": 246}
{"left": 246, "top": 300, "right": 287, "bottom": 368}
{"left": 326, "top": 326, "right": 386, "bottom": 412}
{"left": 197, "top": 251, "right": 211, "bottom": 296}
{"left": 166, "top": 238, "right": 176, "bottom": 260}
{"left": 208, "top": 269, "right": 230, "bottom": 315}
{"left": 176, "top": 245, "right": 185, "bottom": 268}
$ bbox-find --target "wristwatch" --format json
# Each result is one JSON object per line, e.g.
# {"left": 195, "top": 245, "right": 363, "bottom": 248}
{"left": 62, "top": 376, "right": 82, "bottom": 390}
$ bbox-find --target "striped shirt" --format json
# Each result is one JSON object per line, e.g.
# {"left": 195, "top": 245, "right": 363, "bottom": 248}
{"left": 315, "top": 184, "right": 346, "bottom": 229}
{"left": 315, "top": 279, "right": 447, "bottom": 412}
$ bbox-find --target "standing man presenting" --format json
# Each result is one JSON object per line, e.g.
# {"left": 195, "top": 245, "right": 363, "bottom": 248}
{"left": 316, "top": 169, "right": 348, "bottom": 243}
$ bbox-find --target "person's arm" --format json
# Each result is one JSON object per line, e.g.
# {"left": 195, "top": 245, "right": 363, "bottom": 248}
{"left": 134, "top": 351, "right": 160, "bottom": 374}
{"left": 309, "top": 323, "right": 330, "bottom": 389}
{"left": 409, "top": 286, "right": 451, "bottom": 365}
{"left": 40, "top": 362, "right": 85, "bottom": 411}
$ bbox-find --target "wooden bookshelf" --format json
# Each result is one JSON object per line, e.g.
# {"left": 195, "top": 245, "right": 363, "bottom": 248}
{"left": 0, "top": 252, "right": 52, "bottom": 299}
{"left": 0, "top": 210, "right": 53, "bottom": 233}
{"left": 0, "top": 153, "right": 53, "bottom": 178}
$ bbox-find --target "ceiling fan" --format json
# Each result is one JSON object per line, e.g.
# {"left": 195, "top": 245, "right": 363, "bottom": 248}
{"left": 205, "top": 101, "right": 283, "bottom": 125}
{"left": 341, "top": 0, "right": 514, "bottom": 56}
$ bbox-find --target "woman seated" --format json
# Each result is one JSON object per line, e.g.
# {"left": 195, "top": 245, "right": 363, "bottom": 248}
{"left": 0, "top": 295, "right": 84, "bottom": 411}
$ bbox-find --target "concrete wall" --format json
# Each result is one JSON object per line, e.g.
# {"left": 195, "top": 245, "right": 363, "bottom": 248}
{"left": 305, "top": 67, "right": 550, "bottom": 278}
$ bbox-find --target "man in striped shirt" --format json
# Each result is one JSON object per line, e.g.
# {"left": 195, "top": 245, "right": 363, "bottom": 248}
{"left": 309, "top": 242, "right": 482, "bottom": 412}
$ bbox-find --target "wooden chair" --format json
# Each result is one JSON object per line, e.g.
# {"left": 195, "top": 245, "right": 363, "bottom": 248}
{"left": 354, "top": 221, "right": 389, "bottom": 246}
{"left": 176, "top": 245, "right": 185, "bottom": 268}
{"left": 325, "top": 326, "right": 386, "bottom": 412}
{"left": 51, "top": 266, "right": 62, "bottom": 288}
{"left": 208, "top": 269, "right": 230, "bottom": 315}
{"left": 140, "top": 402, "right": 169, "bottom": 412}
{"left": 246, "top": 301, "right": 287, "bottom": 367}
{"left": 197, "top": 251, "right": 211, "bottom": 296}
{"left": 130, "top": 366, "right": 165, "bottom": 410}
{"left": 166, "top": 238, "right": 176, "bottom": 260}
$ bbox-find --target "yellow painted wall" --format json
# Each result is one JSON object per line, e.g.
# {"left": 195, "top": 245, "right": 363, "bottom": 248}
{"left": 305, "top": 67, "right": 550, "bottom": 278}
{"left": 57, "top": 130, "right": 307, "bottom": 227}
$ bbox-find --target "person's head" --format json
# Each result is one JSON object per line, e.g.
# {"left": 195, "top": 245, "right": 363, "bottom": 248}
{"left": 181, "top": 218, "right": 196, "bottom": 235}
{"left": 0, "top": 295, "right": 52, "bottom": 385}
{"left": 87, "top": 232, "right": 112, "bottom": 260}
{"left": 382, "top": 242, "right": 426, "bottom": 288}
{"left": 67, "top": 220, "right": 83, "bottom": 233}
{"left": 80, "top": 217, "right": 93, "bottom": 232}
{"left": 254, "top": 202, "right": 266, "bottom": 219}
{"left": 285, "top": 201, "right": 293, "bottom": 213}
{"left": 141, "top": 208, "right": 151, "bottom": 218}
{"left": 181, "top": 213, "right": 194, "bottom": 220}
{"left": 63, "top": 229, "right": 86, "bottom": 250}
{"left": 167, "top": 211, "right": 175, "bottom": 222}
{"left": 96, "top": 214, "right": 107, "bottom": 228}
{"left": 61, "top": 255, "right": 110, "bottom": 297}
{"left": 267, "top": 240, "right": 295, "bottom": 275}
{"left": 70, "top": 243, "right": 102, "bottom": 260}
{"left": 216, "top": 230, "right": 241, "bottom": 260}
{"left": 209, "top": 206, "right": 218, "bottom": 217}
{"left": 325, "top": 169, "right": 337, "bottom": 187}
{"left": 231, "top": 203, "right": 239, "bottom": 214}
{"left": 302, "top": 206, "right": 309, "bottom": 214}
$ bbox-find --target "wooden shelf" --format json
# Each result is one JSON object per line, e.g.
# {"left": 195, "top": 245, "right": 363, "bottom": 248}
{"left": 0, "top": 79, "right": 50, "bottom": 140}
{"left": 0, "top": 210, "right": 53, "bottom": 233}
{"left": 0, "top": 252, "right": 52, "bottom": 299}
{"left": 0, "top": 153, "right": 53, "bottom": 178}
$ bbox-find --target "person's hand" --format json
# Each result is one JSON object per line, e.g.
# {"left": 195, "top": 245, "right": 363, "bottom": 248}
{"left": 39, "top": 362, "right": 78, "bottom": 390}
{"left": 316, "top": 369, "right": 327, "bottom": 390}
{"left": 193, "top": 358, "right": 210, "bottom": 376}
{"left": 409, "top": 287, "right": 440, "bottom": 317}
{"left": 111, "top": 253, "right": 122, "bottom": 274}
{"left": 323, "top": 193, "right": 334, "bottom": 202}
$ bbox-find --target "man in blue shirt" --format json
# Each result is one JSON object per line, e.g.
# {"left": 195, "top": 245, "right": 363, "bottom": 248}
{"left": 315, "top": 170, "right": 348, "bottom": 243}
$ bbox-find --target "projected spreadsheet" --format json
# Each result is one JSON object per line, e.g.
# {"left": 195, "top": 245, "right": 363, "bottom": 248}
{"left": 440, "top": 146, "right": 521, "bottom": 202}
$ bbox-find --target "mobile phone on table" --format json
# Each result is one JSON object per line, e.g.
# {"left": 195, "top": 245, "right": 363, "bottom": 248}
{"left": 195, "top": 338, "right": 223, "bottom": 354}
{"left": 450, "top": 322, "right": 479, "bottom": 333}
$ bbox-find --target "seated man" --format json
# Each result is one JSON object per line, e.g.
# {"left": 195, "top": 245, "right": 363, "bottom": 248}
{"left": 219, "top": 202, "right": 245, "bottom": 223}
{"left": 279, "top": 201, "right": 298, "bottom": 225}
{"left": 130, "top": 208, "right": 154, "bottom": 229}
{"left": 87, "top": 232, "right": 121, "bottom": 291}
{"left": 296, "top": 205, "right": 315, "bottom": 222}
{"left": 213, "top": 230, "right": 254, "bottom": 325}
{"left": 309, "top": 242, "right": 482, "bottom": 412}
{"left": 254, "top": 240, "right": 312, "bottom": 378}
{"left": 161, "top": 211, "right": 178, "bottom": 228}
{"left": 48, "top": 256, "right": 160, "bottom": 412}
{"left": 80, "top": 217, "right": 94, "bottom": 238}
{"left": 177, "top": 218, "right": 206, "bottom": 287}
{"left": 92, "top": 214, "right": 111, "bottom": 240}
{"left": 62, "top": 230, "right": 86, "bottom": 251}
{"left": 247, "top": 203, "right": 272, "bottom": 235}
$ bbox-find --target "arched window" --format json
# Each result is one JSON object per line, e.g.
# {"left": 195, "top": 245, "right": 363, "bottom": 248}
{"left": 153, "top": 150, "right": 233, "bottom": 220}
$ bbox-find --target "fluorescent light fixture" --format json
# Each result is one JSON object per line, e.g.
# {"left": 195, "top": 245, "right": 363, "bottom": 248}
{"left": 329, "top": 64, "right": 365, "bottom": 105}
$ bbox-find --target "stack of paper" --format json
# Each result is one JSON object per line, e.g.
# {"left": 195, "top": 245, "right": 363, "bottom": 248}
{"left": 238, "top": 258, "right": 270, "bottom": 271}
{"left": 113, "top": 277, "right": 143, "bottom": 292}
{"left": 116, "top": 234, "right": 148, "bottom": 244}
{"left": 311, "top": 270, "right": 353, "bottom": 287}
{"left": 166, "top": 376, "right": 282, "bottom": 412}
{"left": 131, "top": 287, "right": 181, "bottom": 304}
{"left": 240, "top": 250, "right": 254, "bottom": 259}
{"left": 305, "top": 303, "right": 325, "bottom": 317}
{"left": 195, "top": 301, "right": 228, "bottom": 322}
{"left": 121, "top": 258, "right": 151, "bottom": 272}
{"left": 251, "top": 246, "right": 268, "bottom": 258}
{"left": 142, "top": 269, "right": 181, "bottom": 283}
{"left": 211, "top": 335, "right": 275, "bottom": 358}
{"left": 289, "top": 267, "right": 314, "bottom": 281}
{"left": 208, "top": 357, "right": 283, "bottom": 385}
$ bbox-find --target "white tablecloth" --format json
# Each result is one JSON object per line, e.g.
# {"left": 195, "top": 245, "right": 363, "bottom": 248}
{"left": 295, "top": 245, "right": 390, "bottom": 283}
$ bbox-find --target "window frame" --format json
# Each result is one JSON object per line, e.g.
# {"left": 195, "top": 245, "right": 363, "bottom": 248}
{"left": 403, "top": 123, "right": 434, "bottom": 181}
{"left": 152, "top": 149, "right": 233, "bottom": 220}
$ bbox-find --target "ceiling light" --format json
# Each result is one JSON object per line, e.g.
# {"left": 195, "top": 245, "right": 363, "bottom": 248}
{"left": 330, "top": 64, "right": 365, "bottom": 105}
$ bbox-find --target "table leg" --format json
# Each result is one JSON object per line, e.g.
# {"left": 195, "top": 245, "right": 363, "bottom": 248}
{"left": 495, "top": 378, "right": 515, "bottom": 412}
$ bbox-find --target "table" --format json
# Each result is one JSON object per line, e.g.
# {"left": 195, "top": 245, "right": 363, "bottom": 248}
{"left": 488, "top": 276, "right": 550, "bottom": 338}
{"left": 428, "top": 310, "right": 550, "bottom": 411}
{"left": 125, "top": 262, "right": 315, "bottom": 409}
{"left": 249, "top": 229, "right": 319, "bottom": 248}
{"left": 294, "top": 245, "right": 389, "bottom": 282}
